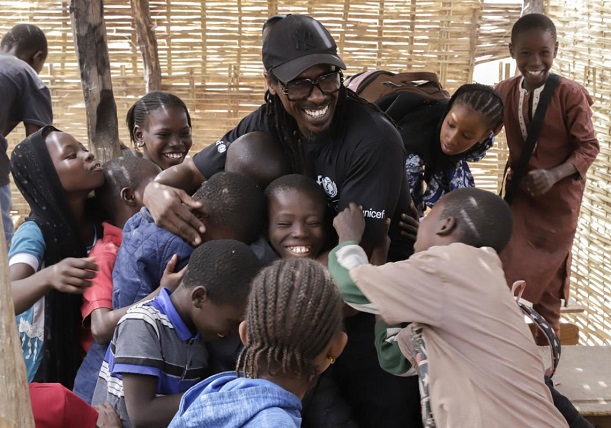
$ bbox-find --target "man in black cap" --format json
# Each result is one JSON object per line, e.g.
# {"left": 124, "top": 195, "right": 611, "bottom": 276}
{"left": 143, "top": 15, "right": 421, "bottom": 426}
{"left": 144, "top": 14, "right": 415, "bottom": 263}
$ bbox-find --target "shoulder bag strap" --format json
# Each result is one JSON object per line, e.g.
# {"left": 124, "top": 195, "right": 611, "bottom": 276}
{"left": 503, "top": 73, "right": 561, "bottom": 205}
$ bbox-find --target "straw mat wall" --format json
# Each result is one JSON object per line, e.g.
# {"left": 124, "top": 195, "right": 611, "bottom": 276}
{"left": 1, "top": 0, "right": 484, "bottom": 216}
{"left": 545, "top": 0, "right": 611, "bottom": 344}
{"left": 1, "top": 1, "right": 609, "bottom": 343}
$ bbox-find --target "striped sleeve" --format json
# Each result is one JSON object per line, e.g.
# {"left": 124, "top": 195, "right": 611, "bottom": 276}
{"left": 112, "top": 305, "right": 166, "bottom": 376}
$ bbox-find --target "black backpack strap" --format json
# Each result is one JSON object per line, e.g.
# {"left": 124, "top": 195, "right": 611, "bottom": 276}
{"left": 503, "top": 74, "right": 561, "bottom": 205}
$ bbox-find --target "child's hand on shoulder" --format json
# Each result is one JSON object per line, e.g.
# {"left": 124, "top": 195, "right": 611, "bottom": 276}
{"left": 47, "top": 256, "right": 98, "bottom": 294}
{"left": 334, "top": 203, "right": 366, "bottom": 244}
{"left": 526, "top": 168, "right": 558, "bottom": 196}
{"left": 160, "top": 254, "right": 187, "bottom": 291}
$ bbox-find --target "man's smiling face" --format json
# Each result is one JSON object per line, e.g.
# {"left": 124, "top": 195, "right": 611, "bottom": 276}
{"left": 267, "top": 64, "right": 340, "bottom": 137}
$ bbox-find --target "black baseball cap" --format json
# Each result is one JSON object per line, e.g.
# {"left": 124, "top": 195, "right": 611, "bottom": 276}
{"left": 262, "top": 15, "right": 346, "bottom": 83}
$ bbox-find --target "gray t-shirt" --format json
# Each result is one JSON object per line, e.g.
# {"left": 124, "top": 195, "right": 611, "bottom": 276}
{"left": 0, "top": 53, "right": 53, "bottom": 186}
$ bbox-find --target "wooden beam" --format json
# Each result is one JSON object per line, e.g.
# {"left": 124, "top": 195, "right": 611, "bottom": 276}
{"left": 70, "top": 0, "right": 122, "bottom": 164}
{"left": 0, "top": 217, "right": 34, "bottom": 427}
{"left": 522, "top": 0, "right": 544, "bottom": 15}
{"left": 131, "top": 0, "right": 162, "bottom": 93}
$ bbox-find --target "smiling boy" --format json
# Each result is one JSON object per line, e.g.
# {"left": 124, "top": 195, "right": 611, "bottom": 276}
{"left": 496, "top": 14, "right": 599, "bottom": 336}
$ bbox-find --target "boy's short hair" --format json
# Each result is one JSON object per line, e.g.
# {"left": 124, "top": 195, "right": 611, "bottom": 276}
{"left": 225, "top": 131, "right": 290, "bottom": 189}
{"left": 1, "top": 24, "right": 47, "bottom": 54}
{"left": 511, "top": 13, "right": 557, "bottom": 43}
{"left": 97, "top": 156, "right": 160, "bottom": 201}
{"left": 182, "top": 239, "right": 261, "bottom": 305}
{"left": 440, "top": 188, "right": 513, "bottom": 253}
{"left": 192, "top": 172, "right": 265, "bottom": 244}
{"left": 265, "top": 173, "right": 327, "bottom": 206}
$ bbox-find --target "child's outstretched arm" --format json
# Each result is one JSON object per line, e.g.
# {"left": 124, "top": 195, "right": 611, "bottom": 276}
{"left": 330, "top": 203, "right": 442, "bottom": 327}
{"left": 11, "top": 257, "right": 98, "bottom": 315}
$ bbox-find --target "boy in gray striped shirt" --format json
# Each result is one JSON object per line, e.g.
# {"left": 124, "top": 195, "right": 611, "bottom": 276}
{"left": 92, "top": 240, "right": 261, "bottom": 428}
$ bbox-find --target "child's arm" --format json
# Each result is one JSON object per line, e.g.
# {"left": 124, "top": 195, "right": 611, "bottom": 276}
{"left": 526, "top": 163, "right": 578, "bottom": 196}
{"left": 330, "top": 203, "right": 442, "bottom": 326}
{"left": 89, "top": 255, "right": 186, "bottom": 344}
{"left": 527, "top": 84, "right": 599, "bottom": 196}
{"left": 328, "top": 241, "right": 380, "bottom": 315}
{"left": 374, "top": 318, "right": 415, "bottom": 377}
{"left": 122, "top": 374, "right": 183, "bottom": 428}
{"left": 11, "top": 257, "right": 98, "bottom": 315}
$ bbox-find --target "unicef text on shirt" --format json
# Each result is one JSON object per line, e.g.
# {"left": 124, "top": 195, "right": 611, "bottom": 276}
{"left": 362, "top": 209, "right": 385, "bottom": 219}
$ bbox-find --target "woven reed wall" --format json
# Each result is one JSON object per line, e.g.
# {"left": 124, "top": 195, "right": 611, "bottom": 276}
{"left": 2, "top": 1, "right": 609, "bottom": 343}
{"left": 543, "top": 0, "right": 611, "bottom": 345}
{"left": 1, "top": 0, "right": 484, "bottom": 215}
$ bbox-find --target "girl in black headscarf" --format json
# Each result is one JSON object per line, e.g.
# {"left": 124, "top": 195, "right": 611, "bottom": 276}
{"left": 9, "top": 126, "right": 104, "bottom": 388}
{"left": 400, "top": 84, "right": 504, "bottom": 216}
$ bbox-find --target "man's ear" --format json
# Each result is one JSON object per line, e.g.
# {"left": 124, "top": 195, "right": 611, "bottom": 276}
{"left": 264, "top": 72, "right": 278, "bottom": 96}
{"left": 120, "top": 187, "right": 137, "bottom": 206}
{"left": 238, "top": 321, "right": 248, "bottom": 346}
{"left": 437, "top": 216, "right": 457, "bottom": 237}
{"left": 508, "top": 42, "right": 515, "bottom": 59}
{"left": 191, "top": 286, "right": 207, "bottom": 309}
{"left": 553, "top": 41, "right": 559, "bottom": 58}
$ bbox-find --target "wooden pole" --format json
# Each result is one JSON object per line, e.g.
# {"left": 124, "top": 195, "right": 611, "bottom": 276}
{"left": 130, "top": 0, "right": 162, "bottom": 93}
{"left": 0, "top": 217, "right": 34, "bottom": 427}
{"left": 522, "top": 0, "right": 544, "bottom": 15}
{"left": 70, "top": 0, "right": 122, "bottom": 164}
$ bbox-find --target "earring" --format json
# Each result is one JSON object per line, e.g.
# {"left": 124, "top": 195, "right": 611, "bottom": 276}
{"left": 136, "top": 140, "right": 145, "bottom": 148}
{"left": 327, "top": 356, "right": 335, "bottom": 365}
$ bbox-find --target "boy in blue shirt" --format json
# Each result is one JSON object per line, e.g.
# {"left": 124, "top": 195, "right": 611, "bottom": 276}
{"left": 113, "top": 171, "right": 265, "bottom": 309}
{"left": 92, "top": 239, "right": 261, "bottom": 428}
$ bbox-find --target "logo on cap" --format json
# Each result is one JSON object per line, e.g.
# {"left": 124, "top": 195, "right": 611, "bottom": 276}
{"left": 293, "top": 30, "right": 316, "bottom": 51}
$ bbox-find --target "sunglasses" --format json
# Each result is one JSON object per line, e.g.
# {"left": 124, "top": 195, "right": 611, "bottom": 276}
{"left": 279, "top": 71, "right": 343, "bottom": 101}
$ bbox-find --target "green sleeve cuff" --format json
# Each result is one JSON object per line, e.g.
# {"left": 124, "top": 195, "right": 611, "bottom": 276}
{"left": 374, "top": 319, "right": 414, "bottom": 377}
{"left": 328, "top": 241, "right": 374, "bottom": 310}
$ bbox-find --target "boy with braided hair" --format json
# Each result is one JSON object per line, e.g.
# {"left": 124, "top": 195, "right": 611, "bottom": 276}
{"left": 169, "top": 258, "right": 348, "bottom": 428}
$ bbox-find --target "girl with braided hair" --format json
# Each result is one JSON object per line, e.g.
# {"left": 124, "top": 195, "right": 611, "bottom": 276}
{"left": 9, "top": 126, "right": 104, "bottom": 388}
{"left": 126, "top": 91, "right": 192, "bottom": 171}
{"left": 401, "top": 83, "right": 504, "bottom": 216}
{"left": 169, "top": 258, "right": 347, "bottom": 428}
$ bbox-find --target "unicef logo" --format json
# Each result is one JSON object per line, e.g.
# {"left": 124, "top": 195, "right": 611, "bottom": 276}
{"left": 215, "top": 140, "right": 227, "bottom": 153}
{"left": 317, "top": 176, "right": 338, "bottom": 198}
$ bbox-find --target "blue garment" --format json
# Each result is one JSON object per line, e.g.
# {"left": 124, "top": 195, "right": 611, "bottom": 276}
{"left": 1, "top": 183, "right": 13, "bottom": 246}
{"left": 112, "top": 208, "right": 193, "bottom": 308}
{"left": 169, "top": 371, "right": 302, "bottom": 428}
{"left": 9, "top": 221, "right": 46, "bottom": 382}
{"left": 405, "top": 133, "right": 494, "bottom": 216}
{"left": 73, "top": 341, "right": 107, "bottom": 404}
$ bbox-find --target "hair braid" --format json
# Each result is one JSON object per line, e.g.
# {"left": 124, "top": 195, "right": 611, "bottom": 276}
{"left": 452, "top": 84, "right": 504, "bottom": 133}
{"left": 237, "top": 258, "right": 343, "bottom": 380}
{"left": 126, "top": 91, "right": 192, "bottom": 146}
